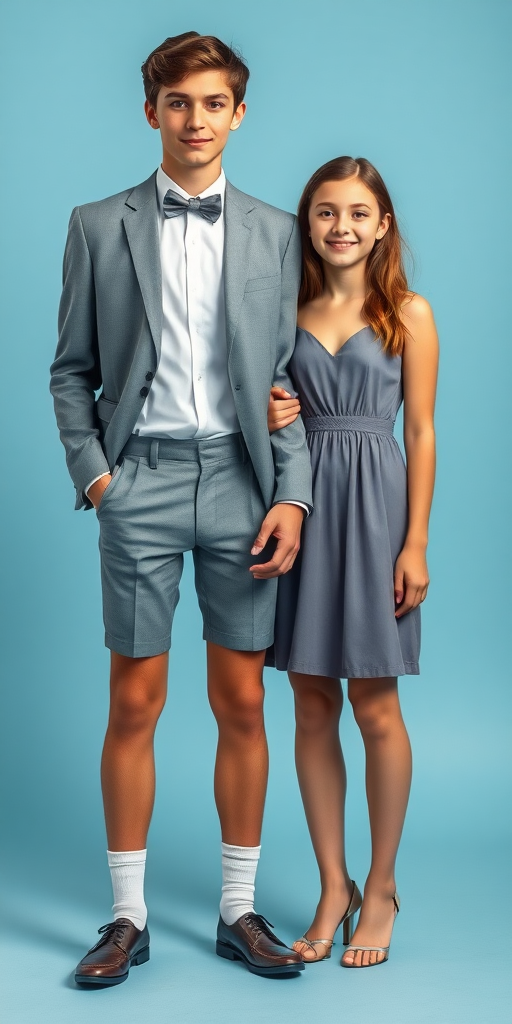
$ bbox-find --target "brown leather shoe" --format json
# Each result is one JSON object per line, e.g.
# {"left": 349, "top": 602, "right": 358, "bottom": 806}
{"left": 216, "top": 913, "right": 304, "bottom": 976}
{"left": 75, "top": 918, "right": 150, "bottom": 986}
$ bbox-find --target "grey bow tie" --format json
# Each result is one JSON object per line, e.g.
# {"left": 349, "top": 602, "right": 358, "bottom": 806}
{"left": 163, "top": 189, "right": 222, "bottom": 224}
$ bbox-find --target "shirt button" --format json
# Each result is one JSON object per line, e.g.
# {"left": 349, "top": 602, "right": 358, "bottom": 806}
{"left": 197, "top": 375, "right": 202, "bottom": 380}
{"left": 235, "top": 385, "right": 241, "bottom": 391}
{"left": 140, "top": 387, "right": 149, "bottom": 398}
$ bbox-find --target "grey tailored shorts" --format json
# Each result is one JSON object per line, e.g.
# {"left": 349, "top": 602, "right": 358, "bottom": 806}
{"left": 96, "top": 432, "right": 277, "bottom": 658}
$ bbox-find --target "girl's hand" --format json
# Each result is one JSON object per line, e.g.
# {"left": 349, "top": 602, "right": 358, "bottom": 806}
{"left": 394, "top": 544, "right": 430, "bottom": 618}
{"left": 268, "top": 386, "right": 301, "bottom": 433}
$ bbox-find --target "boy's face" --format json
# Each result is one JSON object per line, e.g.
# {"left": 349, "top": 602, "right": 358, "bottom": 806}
{"left": 145, "top": 70, "right": 246, "bottom": 173}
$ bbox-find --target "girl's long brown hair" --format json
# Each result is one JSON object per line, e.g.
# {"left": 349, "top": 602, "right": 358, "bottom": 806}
{"left": 298, "top": 157, "right": 410, "bottom": 356}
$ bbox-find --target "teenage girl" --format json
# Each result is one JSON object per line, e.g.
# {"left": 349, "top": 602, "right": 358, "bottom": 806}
{"left": 267, "top": 157, "right": 438, "bottom": 967}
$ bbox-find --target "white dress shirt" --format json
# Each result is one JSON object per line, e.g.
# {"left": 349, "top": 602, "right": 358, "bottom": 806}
{"left": 134, "top": 166, "right": 239, "bottom": 438}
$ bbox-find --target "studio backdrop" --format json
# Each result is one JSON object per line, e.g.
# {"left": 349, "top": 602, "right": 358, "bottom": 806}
{"left": 1, "top": 1, "right": 510, "bottom": 1022}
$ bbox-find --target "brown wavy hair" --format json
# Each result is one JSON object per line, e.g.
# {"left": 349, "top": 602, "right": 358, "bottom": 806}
{"left": 298, "top": 156, "right": 410, "bottom": 356}
{"left": 142, "top": 33, "right": 249, "bottom": 111}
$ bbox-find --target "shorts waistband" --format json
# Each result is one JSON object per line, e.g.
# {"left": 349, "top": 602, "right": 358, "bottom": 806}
{"left": 121, "top": 432, "right": 247, "bottom": 468}
{"left": 304, "top": 415, "right": 394, "bottom": 436}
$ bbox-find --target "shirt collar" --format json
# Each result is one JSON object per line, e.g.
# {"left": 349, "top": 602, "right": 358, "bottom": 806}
{"left": 156, "top": 165, "right": 226, "bottom": 208}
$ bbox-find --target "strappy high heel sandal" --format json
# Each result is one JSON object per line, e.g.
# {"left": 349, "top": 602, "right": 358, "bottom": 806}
{"left": 293, "top": 880, "right": 362, "bottom": 963}
{"left": 341, "top": 892, "right": 400, "bottom": 968}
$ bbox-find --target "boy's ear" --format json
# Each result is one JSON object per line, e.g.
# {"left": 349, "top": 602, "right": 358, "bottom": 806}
{"left": 230, "top": 102, "right": 246, "bottom": 131}
{"left": 144, "top": 100, "right": 159, "bottom": 130}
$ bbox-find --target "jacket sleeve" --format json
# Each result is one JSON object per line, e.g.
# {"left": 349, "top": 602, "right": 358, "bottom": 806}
{"left": 270, "top": 218, "right": 313, "bottom": 510}
{"left": 50, "top": 208, "right": 110, "bottom": 509}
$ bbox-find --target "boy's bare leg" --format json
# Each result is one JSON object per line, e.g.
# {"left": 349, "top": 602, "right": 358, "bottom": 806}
{"left": 207, "top": 641, "right": 302, "bottom": 971}
{"left": 207, "top": 643, "right": 268, "bottom": 846}
{"left": 74, "top": 653, "right": 168, "bottom": 983}
{"left": 101, "top": 652, "right": 168, "bottom": 850}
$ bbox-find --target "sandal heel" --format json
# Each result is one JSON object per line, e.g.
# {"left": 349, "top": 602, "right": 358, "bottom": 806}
{"left": 341, "top": 891, "right": 400, "bottom": 968}
{"left": 293, "top": 880, "right": 362, "bottom": 963}
{"left": 342, "top": 912, "right": 357, "bottom": 946}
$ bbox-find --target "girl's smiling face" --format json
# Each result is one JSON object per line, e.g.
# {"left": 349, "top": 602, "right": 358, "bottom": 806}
{"left": 308, "top": 176, "right": 391, "bottom": 270}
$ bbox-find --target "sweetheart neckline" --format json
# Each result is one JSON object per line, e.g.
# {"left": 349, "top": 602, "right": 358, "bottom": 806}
{"left": 297, "top": 325, "right": 373, "bottom": 357}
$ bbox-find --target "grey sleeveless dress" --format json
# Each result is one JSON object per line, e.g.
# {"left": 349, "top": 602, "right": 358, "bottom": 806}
{"left": 271, "top": 326, "right": 420, "bottom": 679}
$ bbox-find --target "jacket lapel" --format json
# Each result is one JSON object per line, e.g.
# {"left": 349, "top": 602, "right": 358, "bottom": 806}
{"left": 122, "top": 173, "right": 162, "bottom": 358}
{"left": 224, "top": 182, "right": 255, "bottom": 354}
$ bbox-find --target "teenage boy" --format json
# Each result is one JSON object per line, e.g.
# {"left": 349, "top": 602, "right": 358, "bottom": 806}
{"left": 51, "top": 33, "right": 312, "bottom": 983}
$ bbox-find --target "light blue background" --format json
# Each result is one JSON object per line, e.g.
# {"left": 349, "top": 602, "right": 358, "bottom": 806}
{"left": 1, "top": 0, "right": 511, "bottom": 1021}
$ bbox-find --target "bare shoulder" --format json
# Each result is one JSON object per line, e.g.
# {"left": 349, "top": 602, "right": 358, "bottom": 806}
{"left": 401, "top": 292, "right": 435, "bottom": 327}
{"left": 401, "top": 292, "right": 439, "bottom": 373}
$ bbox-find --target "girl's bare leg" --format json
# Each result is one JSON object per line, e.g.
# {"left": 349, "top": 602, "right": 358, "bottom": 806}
{"left": 341, "top": 676, "right": 412, "bottom": 967}
{"left": 290, "top": 671, "right": 353, "bottom": 959}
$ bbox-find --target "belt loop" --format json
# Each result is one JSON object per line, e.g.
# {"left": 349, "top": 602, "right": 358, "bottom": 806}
{"left": 149, "top": 438, "right": 159, "bottom": 470}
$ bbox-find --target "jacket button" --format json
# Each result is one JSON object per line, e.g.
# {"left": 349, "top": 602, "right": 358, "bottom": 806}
{"left": 145, "top": 371, "right": 154, "bottom": 381}
{"left": 140, "top": 386, "right": 149, "bottom": 398}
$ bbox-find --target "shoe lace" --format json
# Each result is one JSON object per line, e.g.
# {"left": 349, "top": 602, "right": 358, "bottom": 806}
{"left": 97, "top": 920, "right": 131, "bottom": 954}
{"left": 243, "top": 913, "right": 277, "bottom": 942}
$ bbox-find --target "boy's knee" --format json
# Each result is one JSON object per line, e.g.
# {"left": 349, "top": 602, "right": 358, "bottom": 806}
{"left": 212, "top": 685, "right": 265, "bottom": 737}
{"left": 109, "top": 655, "right": 167, "bottom": 735}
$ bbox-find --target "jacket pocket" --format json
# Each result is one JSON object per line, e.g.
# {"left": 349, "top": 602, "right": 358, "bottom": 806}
{"left": 244, "top": 273, "right": 280, "bottom": 292}
{"left": 96, "top": 396, "right": 118, "bottom": 424}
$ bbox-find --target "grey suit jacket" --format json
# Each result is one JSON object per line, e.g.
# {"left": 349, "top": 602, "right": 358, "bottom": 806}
{"left": 50, "top": 171, "right": 312, "bottom": 512}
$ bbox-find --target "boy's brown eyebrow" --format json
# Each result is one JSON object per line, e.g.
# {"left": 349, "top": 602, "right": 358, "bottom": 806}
{"left": 163, "top": 91, "right": 230, "bottom": 100}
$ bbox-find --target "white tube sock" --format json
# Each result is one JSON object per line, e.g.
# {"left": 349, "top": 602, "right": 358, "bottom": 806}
{"left": 220, "top": 842, "right": 261, "bottom": 926}
{"left": 107, "top": 849, "right": 147, "bottom": 931}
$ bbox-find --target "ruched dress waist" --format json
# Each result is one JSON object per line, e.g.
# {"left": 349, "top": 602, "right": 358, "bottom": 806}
{"left": 303, "top": 415, "right": 394, "bottom": 436}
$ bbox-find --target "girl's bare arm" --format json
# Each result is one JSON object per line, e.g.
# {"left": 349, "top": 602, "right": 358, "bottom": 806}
{"left": 395, "top": 295, "right": 439, "bottom": 618}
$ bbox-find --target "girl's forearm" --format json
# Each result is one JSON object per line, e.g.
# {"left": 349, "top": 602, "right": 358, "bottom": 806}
{"left": 403, "top": 427, "right": 436, "bottom": 549}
